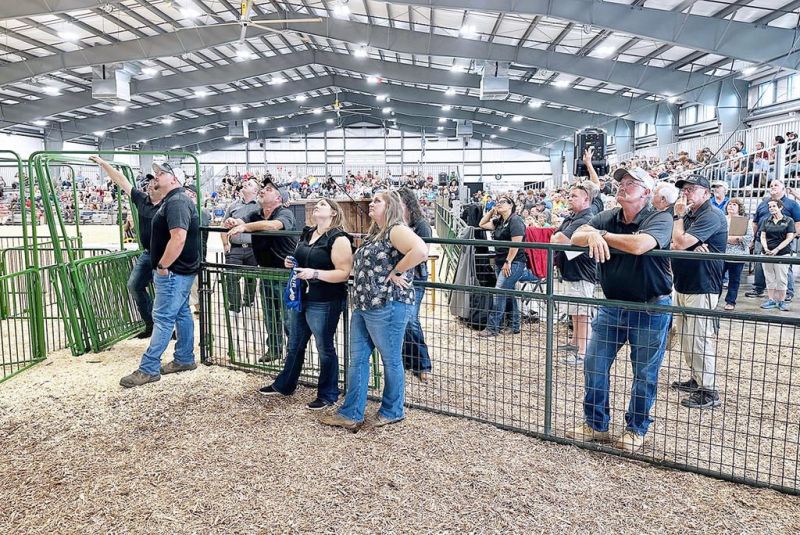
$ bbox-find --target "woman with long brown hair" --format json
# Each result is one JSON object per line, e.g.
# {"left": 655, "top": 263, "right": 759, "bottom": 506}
{"left": 259, "top": 198, "right": 353, "bottom": 410}
{"left": 321, "top": 191, "right": 428, "bottom": 429}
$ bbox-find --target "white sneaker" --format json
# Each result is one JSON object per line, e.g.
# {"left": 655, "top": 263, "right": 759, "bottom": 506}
{"left": 613, "top": 430, "right": 645, "bottom": 453}
{"left": 565, "top": 422, "right": 611, "bottom": 443}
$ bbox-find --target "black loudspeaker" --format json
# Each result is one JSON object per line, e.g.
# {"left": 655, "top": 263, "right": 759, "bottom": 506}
{"left": 438, "top": 172, "right": 449, "bottom": 186}
{"left": 574, "top": 128, "right": 609, "bottom": 177}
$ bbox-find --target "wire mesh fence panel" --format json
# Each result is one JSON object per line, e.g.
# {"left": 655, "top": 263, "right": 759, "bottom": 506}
{"left": 0, "top": 269, "right": 43, "bottom": 383}
{"left": 200, "top": 262, "right": 380, "bottom": 389}
{"left": 70, "top": 250, "right": 146, "bottom": 352}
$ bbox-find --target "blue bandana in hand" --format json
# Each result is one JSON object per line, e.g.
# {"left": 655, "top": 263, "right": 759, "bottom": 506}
{"left": 284, "top": 268, "right": 303, "bottom": 311}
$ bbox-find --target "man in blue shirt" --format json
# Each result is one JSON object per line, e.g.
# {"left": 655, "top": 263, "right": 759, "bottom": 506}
{"left": 710, "top": 183, "right": 729, "bottom": 212}
{"left": 745, "top": 179, "right": 800, "bottom": 300}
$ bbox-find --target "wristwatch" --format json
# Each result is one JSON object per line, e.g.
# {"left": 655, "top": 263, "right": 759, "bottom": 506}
{"left": 597, "top": 230, "right": 608, "bottom": 238}
{"left": 312, "top": 270, "right": 319, "bottom": 280}
{"left": 157, "top": 263, "right": 168, "bottom": 271}
{"left": 673, "top": 214, "right": 683, "bottom": 221}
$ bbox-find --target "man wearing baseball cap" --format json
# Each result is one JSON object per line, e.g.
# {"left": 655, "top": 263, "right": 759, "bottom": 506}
{"left": 670, "top": 174, "right": 728, "bottom": 409}
{"left": 226, "top": 178, "right": 298, "bottom": 361}
{"left": 89, "top": 156, "right": 164, "bottom": 339}
{"left": 119, "top": 161, "right": 200, "bottom": 387}
{"left": 568, "top": 166, "right": 673, "bottom": 453}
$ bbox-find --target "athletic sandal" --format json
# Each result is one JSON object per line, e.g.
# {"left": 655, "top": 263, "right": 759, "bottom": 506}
{"left": 723, "top": 303, "right": 735, "bottom": 311}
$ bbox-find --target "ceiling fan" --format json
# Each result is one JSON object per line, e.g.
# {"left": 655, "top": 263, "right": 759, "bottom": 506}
{"left": 298, "top": 89, "right": 373, "bottom": 119}
{"left": 175, "top": 0, "right": 323, "bottom": 43}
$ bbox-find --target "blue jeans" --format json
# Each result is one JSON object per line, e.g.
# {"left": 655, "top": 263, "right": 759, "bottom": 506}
{"left": 260, "top": 278, "right": 287, "bottom": 356}
{"left": 723, "top": 262, "right": 745, "bottom": 305}
{"left": 127, "top": 251, "right": 153, "bottom": 324}
{"left": 583, "top": 297, "right": 671, "bottom": 436}
{"left": 486, "top": 262, "right": 529, "bottom": 333}
{"left": 339, "top": 301, "right": 412, "bottom": 422}
{"left": 272, "top": 299, "right": 344, "bottom": 403}
{"left": 403, "top": 285, "right": 432, "bottom": 373}
{"left": 138, "top": 271, "right": 196, "bottom": 376}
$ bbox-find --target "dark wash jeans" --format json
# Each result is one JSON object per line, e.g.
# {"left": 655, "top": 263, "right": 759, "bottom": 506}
{"left": 403, "top": 285, "right": 432, "bottom": 373}
{"left": 272, "top": 299, "right": 345, "bottom": 403}
{"left": 127, "top": 250, "right": 153, "bottom": 325}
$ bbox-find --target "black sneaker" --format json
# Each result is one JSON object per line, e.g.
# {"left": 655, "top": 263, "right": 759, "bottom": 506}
{"left": 787, "top": 295, "right": 794, "bottom": 303}
{"left": 258, "top": 384, "right": 285, "bottom": 396}
{"left": 136, "top": 323, "right": 153, "bottom": 339}
{"left": 670, "top": 377, "right": 699, "bottom": 393}
{"left": 306, "top": 398, "right": 333, "bottom": 411}
{"left": 681, "top": 389, "right": 721, "bottom": 409}
{"left": 745, "top": 290, "right": 765, "bottom": 298}
{"left": 258, "top": 352, "right": 282, "bottom": 363}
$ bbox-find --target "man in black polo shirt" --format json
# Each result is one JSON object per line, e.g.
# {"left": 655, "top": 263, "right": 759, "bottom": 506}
{"left": 670, "top": 175, "right": 728, "bottom": 409}
{"left": 227, "top": 179, "right": 298, "bottom": 361}
{"left": 222, "top": 179, "right": 261, "bottom": 313}
{"left": 119, "top": 162, "right": 200, "bottom": 388}
{"left": 568, "top": 166, "right": 673, "bottom": 453}
{"left": 90, "top": 156, "right": 163, "bottom": 339}
{"left": 551, "top": 182, "right": 598, "bottom": 365}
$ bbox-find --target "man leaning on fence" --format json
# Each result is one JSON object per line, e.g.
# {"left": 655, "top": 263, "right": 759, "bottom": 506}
{"left": 669, "top": 175, "right": 728, "bottom": 410}
{"left": 222, "top": 178, "right": 261, "bottom": 313}
{"left": 120, "top": 162, "right": 201, "bottom": 388}
{"left": 89, "top": 156, "right": 162, "bottom": 339}
{"left": 568, "top": 167, "right": 674, "bottom": 453}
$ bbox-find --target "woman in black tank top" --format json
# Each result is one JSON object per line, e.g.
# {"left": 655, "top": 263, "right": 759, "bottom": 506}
{"left": 258, "top": 198, "right": 353, "bottom": 410}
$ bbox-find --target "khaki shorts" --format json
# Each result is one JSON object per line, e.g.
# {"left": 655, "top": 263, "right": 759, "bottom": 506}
{"left": 559, "top": 279, "right": 596, "bottom": 317}
{"left": 764, "top": 261, "right": 790, "bottom": 290}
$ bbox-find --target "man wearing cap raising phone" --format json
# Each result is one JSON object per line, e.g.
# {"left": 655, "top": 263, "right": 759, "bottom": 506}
{"left": 227, "top": 179, "right": 298, "bottom": 362}
{"left": 89, "top": 156, "right": 164, "bottom": 339}
{"left": 568, "top": 166, "right": 673, "bottom": 453}
{"left": 119, "top": 161, "right": 200, "bottom": 388}
{"left": 669, "top": 175, "right": 727, "bottom": 410}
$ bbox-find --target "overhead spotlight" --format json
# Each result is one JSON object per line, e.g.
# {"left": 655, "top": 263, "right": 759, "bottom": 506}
{"left": 296, "top": 95, "right": 308, "bottom": 102}
{"left": 512, "top": 116, "right": 522, "bottom": 122}
{"left": 354, "top": 45, "right": 368, "bottom": 58}
{"left": 367, "top": 75, "right": 380, "bottom": 84}
{"left": 198, "top": 128, "right": 208, "bottom": 134}
{"left": 553, "top": 80, "right": 569, "bottom": 88}
{"left": 438, "top": 117, "right": 447, "bottom": 123}
{"left": 450, "top": 64, "right": 466, "bottom": 73}
{"left": 376, "top": 94, "right": 389, "bottom": 102}
{"left": 93, "top": 131, "right": 105, "bottom": 137}
{"left": 500, "top": 126, "right": 509, "bottom": 132}
{"left": 195, "top": 90, "right": 209, "bottom": 98}
{"left": 460, "top": 24, "right": 477, "bottom": 38}
{"left": 58, "top": 23, "right": 80, "bottom": 42}
{"left": 162, "top": 117, "right": 174, "bottom": 124}
{"left": 277, "top": 126, "right": 286, "bottom": 132}
{"left": 171, "top": 144, "right": 181, "bottom": 150}
{"left": 382, "top": 107, "right": 392, "bottom": 114}
{"left": 666, "top": 96, "right": 677, "bottom": 104}
{"left": 595, "top": 45, "right": 616, "bottom": 58}
{"left": 235, "top": 45, "right": 254, "bottom": 61}
{"left": 42, "top": 85, "right": 62, "bottom": 96}
{"left": 142, "top": 67, "right": 159, "bottom": 77}
{"left": 197, "top": 149, "right": 202, "bottom": 154}
{"left": 112, "top": 105, "right": 127, "bottom": 113}
{"left": 137, "top": 139, "right": 147, "bottom": 143}
{"left": 528, "top": 100, "right": 542, "bottom": 108}
{"left": 333, "top": 0, "right": 350, "bottom": 18}
{"left": 742, "top": 66, "right": 757, "bottom": 76}
{"left": 326, "top": 118, "right": 335, "bottom": 124}
{"left": 270, "top": 76, "right": 287, "bottom": 85}
{"left": 224, "top": 135, "right": 232, "bottom": 141}
{"left": 180, "top": 1, "right": 202, "bottom": 19}
{"left": 313, "top": 108, "right": 322, "bottom": 115}
{"left": 231, "top": 106, "right": 242, "bottom": 113}
{"left": 490, "top": 134, "right": 497, "bottom": 139}
{"left": 441, "top": 105, "right": 452, "bottom": 111}
{"left": 33, "top": 120, "right": 48, "bottom": 127}
{"left": 257, "top": 118, "right": 267, "bottom": 124}
{"left": 445, "top": 87, "right": 456, "bottom": 96}
{"left": 437, "top": 126, "right": 444, "bottom": 131}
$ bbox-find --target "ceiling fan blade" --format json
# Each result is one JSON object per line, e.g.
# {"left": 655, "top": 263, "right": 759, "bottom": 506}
{"left": 250, "top": 23, "right": 311, "bottom": 42}
{"left": 249, "top": 17, "right": 323, "bottom": 24}
{"left": 239, "top": 23, "right": 247, "bottom": 42}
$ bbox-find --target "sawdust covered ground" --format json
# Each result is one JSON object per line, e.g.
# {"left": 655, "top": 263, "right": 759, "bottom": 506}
{"left": 1, "top": 337, "right": 799, "bottom": 534}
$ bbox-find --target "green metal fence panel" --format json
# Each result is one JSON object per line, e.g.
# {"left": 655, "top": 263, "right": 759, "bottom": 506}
{"left": 200, "top": 262, "right": 380, "bottom": 390}
{"left": 0, "top": 269, "right": 44, "bottom": 383}
{"left": 70, "top": 250, "right": 146, "bottom": 352}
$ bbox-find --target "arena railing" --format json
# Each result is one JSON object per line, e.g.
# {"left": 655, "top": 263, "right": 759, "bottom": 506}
{"left": 0, "top": 268, "right": 45, "bottom": 383}
{"left": 198, "top": 224, "right": 800, "bottom": 496}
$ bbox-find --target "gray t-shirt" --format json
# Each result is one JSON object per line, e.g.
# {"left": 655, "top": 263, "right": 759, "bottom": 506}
{"left": 224, "top": 198, "right": 261, "bottom": 245}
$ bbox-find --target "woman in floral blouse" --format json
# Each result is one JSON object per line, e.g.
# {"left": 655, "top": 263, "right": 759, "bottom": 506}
{"left": 320, "top": 191, "right": 428, "bottom": 430}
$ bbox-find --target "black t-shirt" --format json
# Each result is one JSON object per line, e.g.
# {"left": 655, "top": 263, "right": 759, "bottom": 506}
{"left": 758, "top": 216, "right": 797, "bottom": 255}
{"left": 150, "top": 188, "right": 200, "bottom": 275}
{"left": 492, "top": 214, "right": 527, "bottom": 265}
{"left": 294, "top": 226, "right": 353, "bottom": 301}
{"left": 555, "top": 208, "right": 598, "bottom": 283}
{"left": 130, "top": 189, "right": 159, "bottom": 251}
{"left": 245, "top": 206, "right": 298, "bottom": 268}
{"left": 411, "top": 218, "right": 432, "bottom": 280}
{"left": 672, "top": 200, "right": 728, "bottom": 294}
{"left": 589, "top": 205, "right": 673, "bottom": 302}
